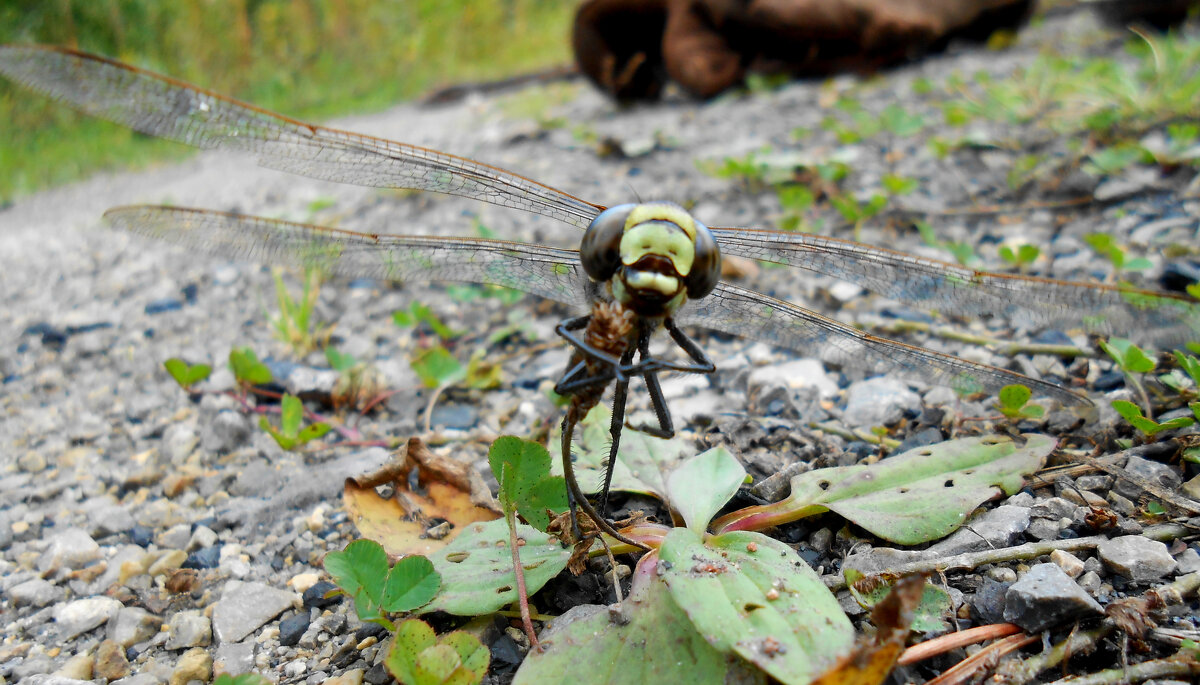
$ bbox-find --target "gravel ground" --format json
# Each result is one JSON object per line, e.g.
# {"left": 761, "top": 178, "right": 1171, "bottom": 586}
{"left": 2, "top": 8, "right": 1199, "bottom": 685}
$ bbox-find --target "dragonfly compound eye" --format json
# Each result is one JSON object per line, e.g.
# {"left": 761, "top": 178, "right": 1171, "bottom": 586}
{"left": 685, "top": 220, "right": 720, "bottom": 299}
{"left": 581, "top": 204, "right": 635, "bottom": 282}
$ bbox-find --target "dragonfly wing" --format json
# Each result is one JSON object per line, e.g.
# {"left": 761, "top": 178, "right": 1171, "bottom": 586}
{"left": 0, "top": 45, "right": 604, "bottom": 230}
{"left": 104, "top": 206, "right": 594, "bottom": 310}
{"left": 676, "top": 281, "right": 1090, "bottom": 406}
{"left": 711, "top": 227, "right": 1200, "bottom": 347}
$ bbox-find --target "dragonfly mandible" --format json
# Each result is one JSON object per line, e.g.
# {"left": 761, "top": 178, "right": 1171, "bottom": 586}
{"left": 4, "top": 45, "right": 1198, "bottom": 544}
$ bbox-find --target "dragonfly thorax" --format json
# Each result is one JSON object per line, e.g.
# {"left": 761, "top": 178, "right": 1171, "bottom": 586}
{"left": 581, "top": 202, "right": 720, "bottom": 317}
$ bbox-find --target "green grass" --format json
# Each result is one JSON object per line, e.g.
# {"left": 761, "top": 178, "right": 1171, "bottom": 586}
{"left": 0, "top": 0, "right": 574, "bottom": 203}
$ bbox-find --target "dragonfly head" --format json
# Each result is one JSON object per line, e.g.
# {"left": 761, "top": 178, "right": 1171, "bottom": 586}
{"left": 582, "top": 203, "right": 720, "bottom": 316}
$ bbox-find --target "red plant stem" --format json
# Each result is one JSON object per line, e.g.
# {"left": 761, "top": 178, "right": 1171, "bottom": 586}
{"left": 506, "top": 510, "right": 541, "bottom": 652}
{"left": 898, "top": 623, "right": 1023, "bottom": 665}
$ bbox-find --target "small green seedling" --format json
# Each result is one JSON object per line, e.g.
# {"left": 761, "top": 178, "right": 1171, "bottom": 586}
{"left": 163, "top": 358, "right": 212, "bottom": 390}
{"left": 325, "top": 346, "right": 358, "bottom": 372}
{"left": 878, "top": 104, "right": 926, "bottom": 137}
{"left": 489, "top": 436, "right": 568, "bottom": 533}
{"left": 1111, "top": 400, "right": 1196, "bottom": 437}
{"left": 271, "top": 266, "right": 330, "bottom": 357}
{"left": 411, "top": 344, "right": 466, "bottom": 389}
{"left": 1085, "top": 144, "right": 1148, "bottom": 176}
{"left": 881, "top": 173, "right": 918, "bottom": 196}
{"left": 385, "top": 618, "right": 489, "bottom": 685}
{"left": 1101, "top": 338, "right": 1155, "bottom": 374}
{"left": 996, "top": 384, "right": 1044, "bottom": 420}
{"left": 394, "top": 301, "right": 462, "bottom": 340}
{"left": 228, "top": 347, "right": 273, "bottom": 387}
{"left": 998, "top": 244, "right": 1040, "bottom": 272}
{"left": 1084, "top": 234, "right": 1153, "bottom": 274}
{"left": 259, "top": 394, "right": 331, "bottom": 450}
{"left": 324, "top": 539, "right": 441, "bottom": 630}
{"left": 213, "top": 674, "right": 270, "bottom": 685}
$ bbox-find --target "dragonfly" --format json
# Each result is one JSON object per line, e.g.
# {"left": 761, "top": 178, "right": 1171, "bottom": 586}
{"left": 4, "top": 45, "right": 1198, "bottom": 545}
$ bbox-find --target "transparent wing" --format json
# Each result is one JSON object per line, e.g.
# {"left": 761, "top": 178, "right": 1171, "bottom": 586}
{"left": 104, "top": 206, "right": 594, "bottom": 309}
{"left": 0, "top": 45, "right": 604, "bottom": 229}
{"left": 676, "top": 281, "right": 1090, "bottom": 406}
{"left": 711, "top": 227, "right": 1200, "bottom": 347}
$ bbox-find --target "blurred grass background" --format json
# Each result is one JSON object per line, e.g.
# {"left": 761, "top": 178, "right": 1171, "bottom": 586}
{"left": 0, "top": 0, "right": 574, "bottom": 204}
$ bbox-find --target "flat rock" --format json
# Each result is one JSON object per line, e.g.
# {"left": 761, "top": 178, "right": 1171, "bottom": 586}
{"left": 10, "top": 577, "right": 64, "bottom": 607}
{"left": 107, "top": 606, "right": 163, "bottom": 647}
{"left": 1113, "top": 456, "right": 1182, "bottom": 500}
{"left": 1097, "top": 535, "right": 1177, "bottom": 581}
{"left": 165, "top": 610, "right": 212, "bottom": 649}
{"left": 38, "top": 527, "right": 101, "bottom": 575}
{"left": 748, "top": 358, "right": 838, "bottom": 399}
{"left": 1003, "top": 563, "right": 1103, "bottom": 632}
{"left": 54, "top": 596, "right": 123, "bottom": 640}
{"left": 842, "top": 377, "right": 920, "bottom": 428}
{"left": 926, "top": 505, "right": 1030, "bottom": 556}
{"left": 212, "top": 580, "right": 299, "bottom": 643}
{"left": 214, "top": 639, "right": 257, "bottom": 676}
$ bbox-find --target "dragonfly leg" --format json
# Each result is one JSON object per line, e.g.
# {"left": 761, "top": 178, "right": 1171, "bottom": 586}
{"left": 560, "top": 409, "right": 649, "bottom": 551}
{"left": 659, "top": 317, "right": 718, "bottom": 374}
{"left": 625, "top": 327, "right": 675, "bottom": 440}
{"left": 554, "top": 359, "right": 615, "bottom": 396}
{"left": 598, "top": 350, "right": 635, "bottom": 515}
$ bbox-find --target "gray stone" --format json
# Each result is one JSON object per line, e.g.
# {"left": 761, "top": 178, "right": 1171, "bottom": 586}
{"left": 89, "top": 502, "right": 136, "bottom": 537}
{"left": 187, "top": 525, "right": 219, "bottom": 550}
{"left": 842, "top": 377, "right": 920, "bottom": 427}
{"left": 923, "top": 386, "right": 959, "bottom": 408}
{"left": 162, "top": 423, "right": 200, "bottom": 463}
{"left": 10, "top": 577, "right": 64, "bottom": 607}
{"left": 111, "top": 674, "right": 166, "bottom": 685}
{"left": 1025, "top": 517, "right": 1064, "bottom": 541}
{"left": 1077, "top": 570, "right": 1102, "bottom": 593}
{"left": 749, "top": 359, "right": 838, "bottom": 399}
{"left": 1097, "top": 535, "right": 1177, "bottom": 581}
{"left": 18, "top": 450, "right": 47, "bottom": 473}
{"left": 1030, "top": 497, "right": 1078, "bottom": 520}
{"left": 156, "top": 523, "right": 193, "bottom": 550}
{"left": 166, "top": 610, "right": 212, "bottom": 649}
{"left": 927, "top": 505, "right": 1030, "bottom": 556}
{"left": 19, "top": 677, "right": 93, "bottom": 685}
{"left": 38, "top": 527, "right": 101, "bottom": 575}
{"left": 1114, "top": 456, "right": 1182, "bottom": 500}
{"left": 54, "top": 596, "right": 123, "bottom": 639}
{"left": 1003, "top": 563, "right": 1103, "bottom": 632}
{"left": 214, "top": 639, "right": 257, "bottom": 676}
{"left": 201, "top": 410, "right": 253, "bottom": 453}
{"left": 212, "top": 580, "right": 299, "bottom": 643}
{"left": 108, "top": 606, "right": 163, "bottom": 647}
{"left": 1176, "top": 547, "right": 1200, "bottom": 574}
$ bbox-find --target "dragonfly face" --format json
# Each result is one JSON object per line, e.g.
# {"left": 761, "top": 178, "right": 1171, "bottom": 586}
{"left": 582, "top": 203, "right": 721, "bottom": 318}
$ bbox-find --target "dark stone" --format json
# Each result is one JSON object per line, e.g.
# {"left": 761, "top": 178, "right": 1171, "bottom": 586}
{"left": 364, "top": 662, "right": 393, "bottom": 685}
{"left": 304, "top": 581, "right": 342, "bottom": 609}
{"left": 429, "top": 403, "right": 478, "bottom": 430}
{"left": 879, "top": 307, "right": 935, "bottom": 323}
{"left": 1031, "top": 329, "right": 1074, "bottom": 346}
{"left": 144, "top": 298, "right": 183, "bottom": 315}
{"left": 971, "top": 578, "right": 1010, "bottom": 625}
{"left": 1003, "top": 563, "right": 1103, "bottom": 632}
{"left": 278, "top": 612, "right": 310, "bottom": 647}
{"left": 490, "top": 633, "right": 524, "bottom": 674}
{"left": 843, "top": 441, "right": 875, "bottom": 460}
{"left": 895, "top": 427, "right": 944, "bottom": 454}
{"left": 129, "top": 526, "right": 154, "bottom": 548}
{"left": 24, "top": 322, "right": 68, "bottom": 348}
{"left": 1160, "top": 260, "right": 1200, "bottom": 293}
{"left": 355, "top": 622, "right": 388, "bottom": 642}
{"left": 181, "top": 283, "right": 199, "bottom": 303}
{"left": 1092, "top": 370, "right": 1125, "bottom": 391}
{"left": 182, "top": 545, "right": 221, "bottom": 569}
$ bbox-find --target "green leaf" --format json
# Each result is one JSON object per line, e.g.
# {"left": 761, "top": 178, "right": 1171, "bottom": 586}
{"left": 382, "top": 555, "right": 441, "bottom": 613}
{"left": 488, "top": 436, "right": 567, "bottom": 529}
{"left": 280, "top": 394, "right": 303, "bottom": 435}
{"left": 1174, "top": 352, "right": 1200, "bottom": 385}
{"left": 411, "top": 345, "right": 466, "bottom": 389}
{"left": 325, "top": 346, "right": 358, "bottom": 371}
{"left": 514, "top": 553, "right": 750, "bottom": 685}
{"left": 715, "top": 434, "right": 1055, "bottom": 544}
{"left": 324, "top": 539, "right": 390, "bottom": 623}
{"left": 879, "top": 104, "right": 925, "bottom": 137}
{"left": 998, "top": 384, "right": 1032, "bottom": 410}
{"left": 659, "top": 529, "right": 854, "bottom": 684}
{"left": 549, "top": 404, "right": 691, "bottom": 501}
{"left": 665, "top": 447, "right": 745, "bottom": 533}
{"left": 881, "top": 173, "right": 918, "bottom": 195}
{"left": 422, "top": 519, "right": 571, "bottom": 616}
{"left": 163, "top": 358, "right": 212, "bottom": 389}
{"left": 297, "top": 422, "right": 332, "bottom": 442}
{"left": 213, "top": 675, "right": 272, "bottom": 685}
{"left": 228, "top": 347, "right": 273, "bottom": 386}
{"left": 386, "top": 619, "right": 437, "bottom": 685}
{"left": 1102, "top": 338, "right": 1156, "bottom": 374}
